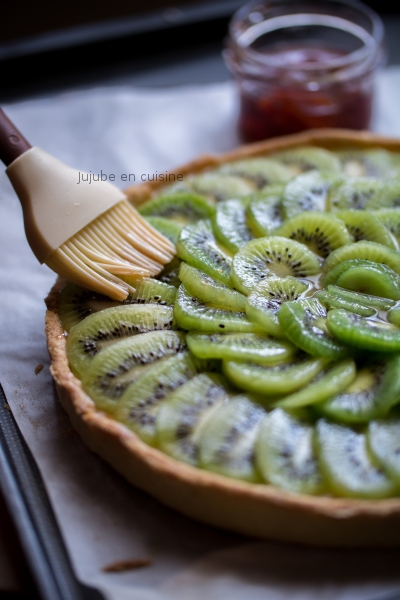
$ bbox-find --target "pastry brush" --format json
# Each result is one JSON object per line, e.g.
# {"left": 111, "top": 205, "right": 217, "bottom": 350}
{"left": 0, "top": 108, "right": 175, "bottom": 301}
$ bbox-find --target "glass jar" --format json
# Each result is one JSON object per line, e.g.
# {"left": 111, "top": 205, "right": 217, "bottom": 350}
{"left": 224, "top": 0, "right": 385, "bottom": 143}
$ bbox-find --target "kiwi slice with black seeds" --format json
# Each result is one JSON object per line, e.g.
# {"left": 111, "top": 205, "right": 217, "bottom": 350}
{"left": 232, "top": 236, "right": 321, "bottom": 295}
{"left": 67, "top": 304, "right": 176, "bottom": 377}
{"left": 328, "top": 178, "right": 384, "bottom": 210}
{"left": 156, "top": 373, "right": 229, "bottom": 465}
{"left": 325, "top": 285, "right": 395, "bottom": 311}
{"left": 245, "top": 276, "right": 310, "bottom": 337}
{"left": 138, "top": 192, "right": 215, "bottom": 225}
{"left": 365, "top": 179, "right": 400, "bottom": 210}
{"left": 315, "top": 289, "right": 376, "bottom": 317}
{"left": 219, "top": 158, "right": 292, "bottom": 188}
{"left": 314, "top": 420, "right": 396, "bottom": 499}
{"left": 115, "top": 352, "right": 197, "bottom": 444}
{"left": 278, "top": 298, "right": 349, "bottom": 359}
{"left": 273, "top": 358, "right": 356, "bottom": 409}
{"left": 179, "top": 262, "right": 246, "bottom": 311}
{"left": 187, "top": 332, "right": 295, "bottom": 364}
{"left": 255, "top": 408, "right": 325, "bottom": 494}
{"left": 282, "top": 171, "right": 338, "bottom": 218}
{"left": 144, "top": 216, "right": 182, "bottom": 246}
{"left": 245, "top": 185, "right": 284, "bottom": 236}
{"left": 334, "top": 210, "right": 397, "bottom": 249}
{"left": 58, "top": 283, "right": 123, "bottom": 332}
{"left": 118, "top": 277, "right": 178, "bottom": 306}
{"left": 198, "top": 396, "right": 265, "bottom": 482}
{"left": 174, "top": 285, "right": 260, "bottom": 333}
{"left": 211, "top": 198, "right": 254, "bottom": 252}
{"left": 372, "top": 209, "right": 400, "bottom": 244}
{"left": 177, "top": 219, "right": 232, "bottom": 286}
{"left": 223, "top": 353, "right": 326, "bottom": 396}
{"left": 334, "top": 262, "right": 400, "bottom": 300}
{"left": 272, "top": 147, "right": 342, "bottom": 176}
{"left": 317, "top": 354, "right": 400, "bottom": 423}
{"left": 327, "top": 309, "right": 400, "bottom": 352}
{"left": 157, "top": 257, "right": 182, "bottom": 288}
{"left": 323, "top": 241, "right": 400, "bottom": 276}
{"left": 338, "top": 149, "right": 399, "bottom": 179}
{"left": 368, "top": 419, "right": 400, "bottom": 484}
{"left": 274, "top": 211, "right": 352, "bottom": 258}
{"left": 81, "top": 330, "right": 187, "bottom": 412}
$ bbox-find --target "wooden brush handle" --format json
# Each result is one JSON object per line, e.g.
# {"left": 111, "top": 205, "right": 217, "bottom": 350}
{"left": 0, "top": 108, "right": 31, "bottom": 166}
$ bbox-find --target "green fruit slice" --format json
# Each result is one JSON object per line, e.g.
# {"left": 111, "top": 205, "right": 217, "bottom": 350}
{"left": 322, "top": 241, "right": 400, "bottom": 276}
{"left": 67, "top": 304, "right": 175, "bottom": 377}
{"left": 81, "top": 330, "right": 187, "bottom": 412}
{"left": 157, "top": 257, "right": 182, "bottom": 287}
{"left": 273, "top": 147, "right": 342, "bottom": 176}
{"left": 187, "top": 332, "right": 295, "bottom": 364}
{"left": 366, "top": 179, "right": 400, "bottom": 210}
{"left": 115, "top": 352, "right": 197, "bottom": 444}
{"left": 273, "top": 358, "right": 356, "bottom": 409}
{"left": 315, "top": 289, "right": 376, "bottom": 317}
{"left": 339, "top": 149, "right": 400, "bottom": 179}
{"left": 329, "top": 178, "right": 384, "bottom": 210}
{"left": 282, "top": 171, "right": 337, "bottom": 218}
{"left": 232, "top": 236, "right": 321, "bottom": 295}
{"left": 255, "top": 408, "right": 325, "bottom": 494}
{"left": 219, "top": 158, "right": 292, "bottom": 188}
{"left": 138, "top": 192, "right": 215, "bottom": 225}
{"left": 314, "top": 420, "right": 396, "bottom": 498}
{"left": 198, "top": 396, "right": 265, "bottom": 482}
{"left": 245, "top": 276, "right": 310, "bottom": 337}
{"left": 58, "top": 283, "right": 123, "bottom": 332}
{"left": 223, "top": 354, "right": 326, "bottom": 396}
{"left": 327, "top": 309, "right": 400, "bottom": 352}
{"left": 334, "top": 263, "right": 400, "bottom": 300}
{"left": 373, "top": 209, "right": 400, "bottom": 245}
{"left": 177, "top": 219, "right": 232, "bottom": 285}
{"left": 156, "top": 373, "right": 229, "bottom": 465}
{"left": 334, "top": 210, "right": 397, "bottom": 249}
{"left": 317, "top": 354, "right": 400, "bottom": 423}
{"left": 144, "top": 216, "right": 182, "bottom": 246}
{"left": 278, "top": 299, "right": 349, "bottom": 359}
{"left": 274, "top": 211, "right": 352, "bottom": 258}
{"left": 179, "top": 262, "right": 246, "bottom": 311}
{"left": 368, "top": 420, "right": 400, "bottom": 483}
{"left": 211, "top": 199, "right": 253, "bottom": 252}
{"left": 245, "top": 185, "right": 284, "bottom": 236}
{"left": 324, "top": 285, "right": 395, "bottom": 311}
{"left": 174, "top": 285, "right": 259, "bottom": 333}
{"left": 185, "top": 173, "right": 255, "bottom": 201}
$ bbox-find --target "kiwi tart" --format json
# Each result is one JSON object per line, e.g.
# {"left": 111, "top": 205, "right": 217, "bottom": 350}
{"left": 46, "top": 130, "right": 400, "bottom": 547}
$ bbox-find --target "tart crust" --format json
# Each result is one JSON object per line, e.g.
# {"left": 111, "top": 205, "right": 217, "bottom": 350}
{"left": 46, "top": 129, "right": 400, "bottom": 547}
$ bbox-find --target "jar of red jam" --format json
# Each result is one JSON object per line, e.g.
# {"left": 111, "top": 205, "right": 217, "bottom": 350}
{"left": 224, "top": 0, "right": 385, "bottom": 142}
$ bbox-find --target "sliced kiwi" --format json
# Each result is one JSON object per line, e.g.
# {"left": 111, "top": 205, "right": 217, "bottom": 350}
{"left": 255, "top": 408, "right": 325, "bottom": 494}
{"left": 81, "top": 330, "right": 187, "bottom": 412}
{"left": 338, "top": 149, "right": 399, "bottom": 179}
{"left": 187, "top": 332, "right": 295, "bottom": 364}
{"left": 318, "top": 354, "right": 400, "bottom": 423}
{"left": 223, "top": 353, "right": 326, "bottom": 396}
{"left": 323, "top": 285, "right": 395, "bottom": 312}
{"left": 387, "top": 304, "right": 400, "bottom": 326}
{"left": 322, "top": 241, "right": 400, "bottom": 277}
{"left": 365, "top": 179, "right": 400, "bottom": 210}
{"left": 368, "top": 419, "right": 400, "bottom": 484}
{"left": 157, "top": 257, "right": 182, "bottom": 288}
{"left": 156, "top": 373, "right": 229, "bottom": 464}
{"left": 245, "top": 185, "right": 284, "bottom": 236}
{"left": 282, "top": 171, "right": 338, "bottom": 219}
{"left": 174, "top": 285, "right": 260, "bottom": 333}
{"left": 315, "top": 289, "right": 376, "bottom": 317}
{"left": 272, "top": 147, "right": 342, "bottom": 176}
{"left": 179, "top": 262, "right": 246, "bottom": 311}
{"left": 334, "top": 262, "right": 400, "bottom": 300}
{"left": 177, "top": 219, "right": 232, "bottom": 286}
{"left": 219, "top": 158, "right": 291, "bottom": 188}
{"left": 182, "top": 172, "right": 255, "bottom": 202}
{"left": 211, "top": 198, "right": 254, "bottom": 252}
{"left": 115, "top": 352, "right": 197, "bottom": 444}
{"left": 198, "top": 396, "right": 265, "bottom": 482}
{"left": 328, "top": 178, "right": 384, "bottom": 210}
{"left": 314, "top": 420, "right": 396, "bottom": 498}
{"left": 58, "top": 283, "right": 123, "bottom": 332}
{"left": 274, "top": 358, "right": 356, "bottom": 409}
{"left": 138, "top": 192, "right": 215, "bottom": 225}
{"left": 372, "top": 209, "right": 400, "bottom": 245}
{"left": 278, "top": 299, "right": 349, "bottom": 359}
{"left": 327, "top": 309, "right": 400, "bottom": 352}
{"left": 245, "top": 276, "right": 310, "bottom": 337}
{"left": 274, "top": 211, "right": 352, "bottom": 258}
{"left": 334, "top": 210, "right": 397, "bottom": 249}
{"left": 232, "top": 236, "right": 321, "bottom": 295}
{"left": 144, "top": 216, "right": 182, "bottom": 246}
{"left": 118, "top": 277, "right": 178, "bottom": 306}
{"left": 67, "top": 304, "right": 175, "bottom": 377}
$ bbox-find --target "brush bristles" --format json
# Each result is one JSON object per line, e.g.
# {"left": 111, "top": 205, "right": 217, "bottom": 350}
{"left": 46, "top": 199, "right": 176, "bottom": 301}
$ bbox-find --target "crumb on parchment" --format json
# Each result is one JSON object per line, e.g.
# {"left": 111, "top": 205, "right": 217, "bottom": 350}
{"left": 102, "top": 558, "right": 152, "bottom": 573}
{"left": 35, "top": 364, "right": 44, "bottom": 375}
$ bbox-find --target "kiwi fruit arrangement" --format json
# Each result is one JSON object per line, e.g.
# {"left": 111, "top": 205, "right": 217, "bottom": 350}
{"left": 46, "top": 131, "right": 400, "bottom": 546}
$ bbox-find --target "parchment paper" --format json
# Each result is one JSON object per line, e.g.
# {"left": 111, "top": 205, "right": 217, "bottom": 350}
{"left": 2, "top": 69, "right": 400, "bottom": 600}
